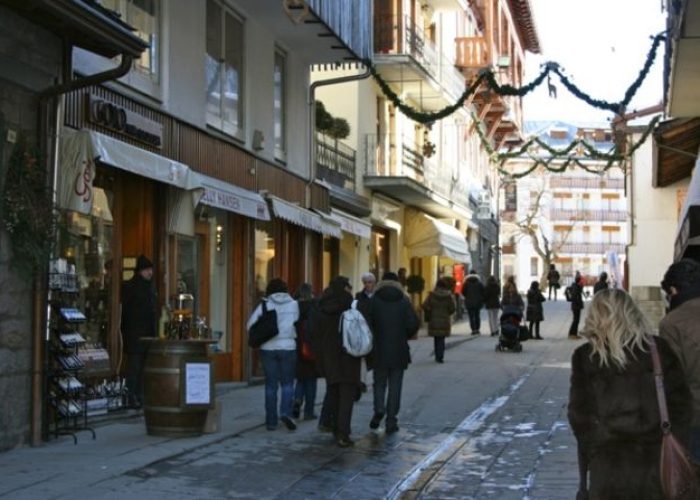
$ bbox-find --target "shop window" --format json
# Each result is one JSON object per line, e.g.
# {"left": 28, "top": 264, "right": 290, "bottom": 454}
{"left": 206, "top": 0, "right": 245, "bottom": 138}
{"left": 254, "top": 221, "right": 276, "bottom": 301}
{"left": 174, "top": 236, "right": 200, "bottom": 314}
{"left": 100, "top": 0, "right": 159, "bottom": 79}
{"left": 207, "top": 212, "right": 229, "bottom": 353}
{"left": 274, "top": 49, "right": 287, "bottom": 159}
{"left": 370, "top": 227, "right": 391, "bottom": 280}
{"left": 54, "top": 175, "right": 116, "bottom": 352}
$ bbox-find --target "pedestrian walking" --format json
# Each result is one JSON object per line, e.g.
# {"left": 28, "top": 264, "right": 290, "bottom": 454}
{"left": 659, "top": 258, "right": 700, "bottom": 463}
{"left": 246, "top": 278, "right": 299, "bottom": 431}
{"left": 593, "top": 271, "right": 609, "bottom": 294}
{"left": 355, "top": 272, "right": 376, "bottom": 395}
{"left": 368, "top": 271, "right": 419, "bottom": 434}
{"left": 462, "top": 269, "right": 485, "bottom": 335}
{"left": 501, "top": 276, "right": 524, "bottom": 311}
{"left": 567, "top": 275, "right": 584, "bottom": 339}
{"left": 120, "top": 255, "right": 157, "bottom": 408}
{"left": 421, "top": 278, "right": 456, "bottom": 363}
{"left": 314, "top": 276, "right": 358, "bottom": 447}
{"left": 292, "top": 283, "right": 318, "bottom": 421}
{"left": 547, "top": 264, "right": 560, "bottom": 300}
{"left": 525, "top": 281, "right": 545, "bottom": 340}
{"left": 568, "top": 289, "right": 691, "bottom": 500}
{"left": 484, "top": 276, "right": 501, "bottom": 337}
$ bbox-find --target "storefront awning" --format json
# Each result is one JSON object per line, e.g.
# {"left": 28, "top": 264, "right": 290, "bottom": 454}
{"left": 268, "top": 196, "right": 341, "bottom": 238}
{"left": 330, "top": 208, "right": 371, "bottom": 239}
{"left": 675, "top": 157, "right": 700, "bottom": 261}
{"left": 195, "top": 173, "right": 270, "bottom": 221}
{"left": 59, "top": 129, "right": 203, "bottom": 214}
{"left": 405, "top": 210, "right": 471, "bottom": 263}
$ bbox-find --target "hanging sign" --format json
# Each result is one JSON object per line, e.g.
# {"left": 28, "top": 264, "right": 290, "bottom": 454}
{"left": 87, "top": 93, "right": 163, "bottom": 148}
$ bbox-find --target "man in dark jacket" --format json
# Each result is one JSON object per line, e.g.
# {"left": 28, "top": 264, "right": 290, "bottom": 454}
{"left": 355, "top": 272, "right": 376, "bottom": 320}
{"left": 368, "top": 272, "right": 419, "bottom": 434}
{"left": 568, "top": 275, "right": 584, "bottom": 339}
{"left": 547, "top": 264, "right": 560, "bottom": 300}
{"left": 121, "top": 255, "right": 157, "bottom": 407}
{"left": 659, "top": 259, "right": 700, "bottom": 462}
{"left": 593, "top": 272, "right": 609, "bottom": 294}
{"left": 462, "top": 270, "right": 485, "bottom": 335}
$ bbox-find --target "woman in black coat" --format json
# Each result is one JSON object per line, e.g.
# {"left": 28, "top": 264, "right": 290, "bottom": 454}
{"left": 525, "top": 281, "right": 545, "bottom": 340}
{"left": 313, "top": 276, "right": 358, "bottom": 447}
{"left": 568, "top": 289, "right": 691, "bottom": 500}
{"left": 483, "top": 276, "right": 501, "bottom": 337}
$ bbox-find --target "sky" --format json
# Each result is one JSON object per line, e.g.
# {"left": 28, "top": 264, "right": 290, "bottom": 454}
{"left": 522, "top": 0, "right": 667, "bottom": 125}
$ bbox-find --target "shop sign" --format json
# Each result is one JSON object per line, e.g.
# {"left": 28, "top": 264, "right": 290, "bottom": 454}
{"left": 87, "top": 93, "right": 163, "bottom": 148}
{"left": 201, "top": 188, "right": 241, "bottom": 211}
{"left": 59, "top": 130, "right": 96, "bottom": 215}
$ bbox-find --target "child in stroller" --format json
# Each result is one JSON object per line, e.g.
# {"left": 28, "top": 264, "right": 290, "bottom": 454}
{"left": 495, "top": 305, "right": 529, "bottom": 352}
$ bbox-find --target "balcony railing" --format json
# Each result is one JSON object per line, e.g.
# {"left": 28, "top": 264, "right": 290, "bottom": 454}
{"left": 364, "top": 134, "right": 469, "bottom": 202}
{"left": 455, "top": 36, "right": 489, "bottom": 69}
{"left": 550, "top": 177, "right": 625, "bottom": 189}
{"left": 555, "top": 242, "right": 626, "bottom": 254}
{"left": 549, "top": 209, "right": 628, "bottom": 222}
{"left": 316, "top": 133, "right": 356, "bottom": 190}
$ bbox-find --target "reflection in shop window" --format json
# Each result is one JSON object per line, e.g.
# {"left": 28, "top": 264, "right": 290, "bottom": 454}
{"left": 254, "top": 221, "right": 275, "bottom": 300}
{"left": 207, "top": 211, "right": 229, "bottom": 353}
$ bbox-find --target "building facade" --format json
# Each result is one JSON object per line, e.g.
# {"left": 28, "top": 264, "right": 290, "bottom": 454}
{"left": 502, "top": 122, "right": 628, "bottom": 293}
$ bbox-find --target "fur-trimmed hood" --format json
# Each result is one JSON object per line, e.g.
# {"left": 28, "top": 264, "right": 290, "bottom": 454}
{"left": 374, "top": 280, "right": 408, "bottom": 302}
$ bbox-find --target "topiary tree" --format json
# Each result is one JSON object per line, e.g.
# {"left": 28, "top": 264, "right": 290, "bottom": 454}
{"left": 315, "top": 100, "right": 333, "bottom": 134}
{"left": 327, "top": 117, "right": 350, "bottom": 140}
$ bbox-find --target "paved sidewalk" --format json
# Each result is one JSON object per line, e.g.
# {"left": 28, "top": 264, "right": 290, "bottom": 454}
{"left": 0, "top": 299, "right": 584, "bottom": 499}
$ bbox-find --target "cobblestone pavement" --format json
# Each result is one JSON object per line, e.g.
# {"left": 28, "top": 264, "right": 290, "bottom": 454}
{"left": 1, "top": 299, "right": 586, "bottom": 500}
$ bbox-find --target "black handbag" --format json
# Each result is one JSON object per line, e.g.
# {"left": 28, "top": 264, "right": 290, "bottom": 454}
{"left": 248, "top": 300, "right": 279, "bottom": 348}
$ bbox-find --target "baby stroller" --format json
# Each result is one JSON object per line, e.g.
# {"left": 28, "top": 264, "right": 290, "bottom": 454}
{"left": 495, "top": 306, "right": 529, "bottom": 353}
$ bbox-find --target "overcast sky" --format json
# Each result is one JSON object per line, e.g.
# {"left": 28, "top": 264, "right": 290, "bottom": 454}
{"left": 522, "top": 0, "right": 667, "bottom": 125}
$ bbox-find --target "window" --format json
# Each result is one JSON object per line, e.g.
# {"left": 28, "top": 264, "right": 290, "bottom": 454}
{"left": 206, "top": 0, "right": 244, "bottom": 137}
{"left": 530, "top": 256, "right": 538, "bottom": 276}
{"left": 100, "top": 0, "right": 159, "bottom": 79}
{"left": 273, "top": 50, "right": 286, "bottom": 157}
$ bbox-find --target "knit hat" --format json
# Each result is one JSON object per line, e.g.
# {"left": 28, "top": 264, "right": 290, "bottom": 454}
{"left": 135, "top": 255, "right": 153, "bottom": 272}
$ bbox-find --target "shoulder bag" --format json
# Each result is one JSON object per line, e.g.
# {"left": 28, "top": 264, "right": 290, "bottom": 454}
{"left": 248, "top": 300, "right": 279, "bottom": 348}
{"left": 649, "top": 337, "right": 699, "bottom": 500}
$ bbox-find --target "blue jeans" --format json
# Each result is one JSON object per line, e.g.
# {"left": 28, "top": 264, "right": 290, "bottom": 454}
{"left": 689, "top": 426, "right": 700, "bottom": 463}
{"left": 294, "top": 378, "right": 318, "bottom": 418}
{"left": 467, "top": 307, "right": 481, "bottom": 333}
{"left": 373, "top": 367, "right": 404, "bottom": 427}
{"left": 260, "top": 349, "right": 297, "bottom": 428}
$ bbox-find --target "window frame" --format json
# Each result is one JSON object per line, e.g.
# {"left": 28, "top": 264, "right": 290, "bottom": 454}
{"left": 205, "top": 0, "right": 246, "bottom": 140}
{"left": 273, "top": 48, "right": 287, "bottom": 160}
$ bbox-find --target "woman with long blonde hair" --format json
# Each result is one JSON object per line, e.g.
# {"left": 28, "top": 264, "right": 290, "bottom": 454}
{"left": 568, "top": 289, "right": 691, "bottom": 499}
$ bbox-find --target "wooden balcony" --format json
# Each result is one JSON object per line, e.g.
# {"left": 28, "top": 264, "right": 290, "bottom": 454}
{"left": 455, "top": 36, "right": 489, "bottom": 71}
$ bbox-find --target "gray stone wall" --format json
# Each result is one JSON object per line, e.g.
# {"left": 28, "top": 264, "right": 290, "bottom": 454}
{"left": 0, "top": 5, "right": 62, "bottom": 451}
{"left": 630, "top": 286, "right": 667, "bottom": 332}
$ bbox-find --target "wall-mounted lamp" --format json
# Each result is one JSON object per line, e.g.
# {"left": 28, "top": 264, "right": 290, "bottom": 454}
{"left": 252, "top": 130, "right": 265, "bottom": 151}
{"left": 215, "top": 224, "right": 224, "bottom": 252}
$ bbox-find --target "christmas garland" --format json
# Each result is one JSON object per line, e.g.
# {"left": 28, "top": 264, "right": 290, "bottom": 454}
{"left": 364, "top": 32, "right": 665, "bottom": 125}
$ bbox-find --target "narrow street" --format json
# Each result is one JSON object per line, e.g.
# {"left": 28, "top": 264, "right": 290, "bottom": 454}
{"left": 2, "top": 300, "right": 585, "bottom": 500}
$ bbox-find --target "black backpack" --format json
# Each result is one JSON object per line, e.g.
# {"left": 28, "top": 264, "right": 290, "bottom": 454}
{"left": 248, "top": 300, "right": 279, "bottom": 348}
{"left": 565, "top": 286, "right": 573, "bottom": 302}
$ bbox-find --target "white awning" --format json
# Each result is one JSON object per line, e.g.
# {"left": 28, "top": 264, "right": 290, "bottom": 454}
{"left": 331, "top": 208, "right": 372, "bottom": 239}
{"left": 269, "top": 196, "right": 341, "bottom": 238}
{"left": 405, "top": 210, "right": 471, "bottom": 263}
{"left": 195, "top": 173, "right": 270, "bottom": 221}
{"left": 59, "top": 129, "right": 203, "bottom": 214}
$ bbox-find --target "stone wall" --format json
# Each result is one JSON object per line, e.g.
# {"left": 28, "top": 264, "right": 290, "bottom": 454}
{"left": 0, "top": 5, "right": 61, "bottom": 451}
{"left": 630, "top": 286, "right": 667, "bottom": 332}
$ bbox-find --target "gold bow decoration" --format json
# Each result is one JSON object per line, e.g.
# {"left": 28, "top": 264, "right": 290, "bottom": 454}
{"left": 283, "top": 0, "right": 310, "bottom": 24}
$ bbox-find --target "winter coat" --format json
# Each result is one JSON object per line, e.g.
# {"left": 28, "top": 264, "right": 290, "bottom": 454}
{"left": 547, "top": 269, "right": 560, "bottom": 287}
{"left": 483, "top": 281, "right": 501, "bottom": 309}
{"left": 246, "top": 292, "right": 299, "bottom": 351}
{"left": 569, "top": 282, "right": 584, "bottom": 311}
{"left": 295, "top": 299, "right": 319, "bottom": 380}
{"left": 593, "top": 280, "right": 609, "bottom": 294}
{"left": 501, "top": 289, "right": 524, "bottom": 311}
{"left": 659, "top": 288, "right": 700, "bottom": 426}
{"left": 525, "top": 289, "right": 545, "bottom": 322}
{"left": 121, "top": 274, "right": 157, "bottom": 354}
{"left": 368, "top": 280, "right": 419, "bottom": 370}
{"left": 422, "top": 289, "right": 456, "bottom": 337}
{"left": 568, "top": 337, "right": 691, "bottom": 500}
{"left": 462, "top": 275, "right": 485, "bottom": 309}
{"left": 355, "top": 290, "right": 372, "bottom": 321}
{"left": 312, "top": 286, "right": 359, "bottom": 385}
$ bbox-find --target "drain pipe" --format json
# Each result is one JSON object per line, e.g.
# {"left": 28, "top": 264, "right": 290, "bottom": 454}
{"left": 305, "top": 65, "right": 371, "bottom": 284}
{"left": 31, "top": 52, "right": 134, "bottom": 445}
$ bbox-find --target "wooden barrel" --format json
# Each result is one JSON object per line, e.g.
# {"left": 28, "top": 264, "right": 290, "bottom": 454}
{"left": 141, "top": 339, "right": 214, "bottom": 437}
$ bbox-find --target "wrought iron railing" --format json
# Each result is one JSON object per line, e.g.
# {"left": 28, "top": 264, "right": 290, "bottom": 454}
{"left": 549, "top": 209, "right": 628, "bottom": 222}
{"left": 315, "top": 133, "right": 356, "bottom": 189}
{"left": 550, "top": 177, "right": 625, "bottom": 189}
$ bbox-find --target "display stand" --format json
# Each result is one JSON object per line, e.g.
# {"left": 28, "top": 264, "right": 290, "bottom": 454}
{"left": 46, "top": 273, "right": 96, "bottom": 444}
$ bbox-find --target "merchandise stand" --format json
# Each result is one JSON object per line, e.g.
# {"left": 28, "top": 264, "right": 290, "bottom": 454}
{"left": 46, "top": 273, "right": 96, "bottom": 444}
